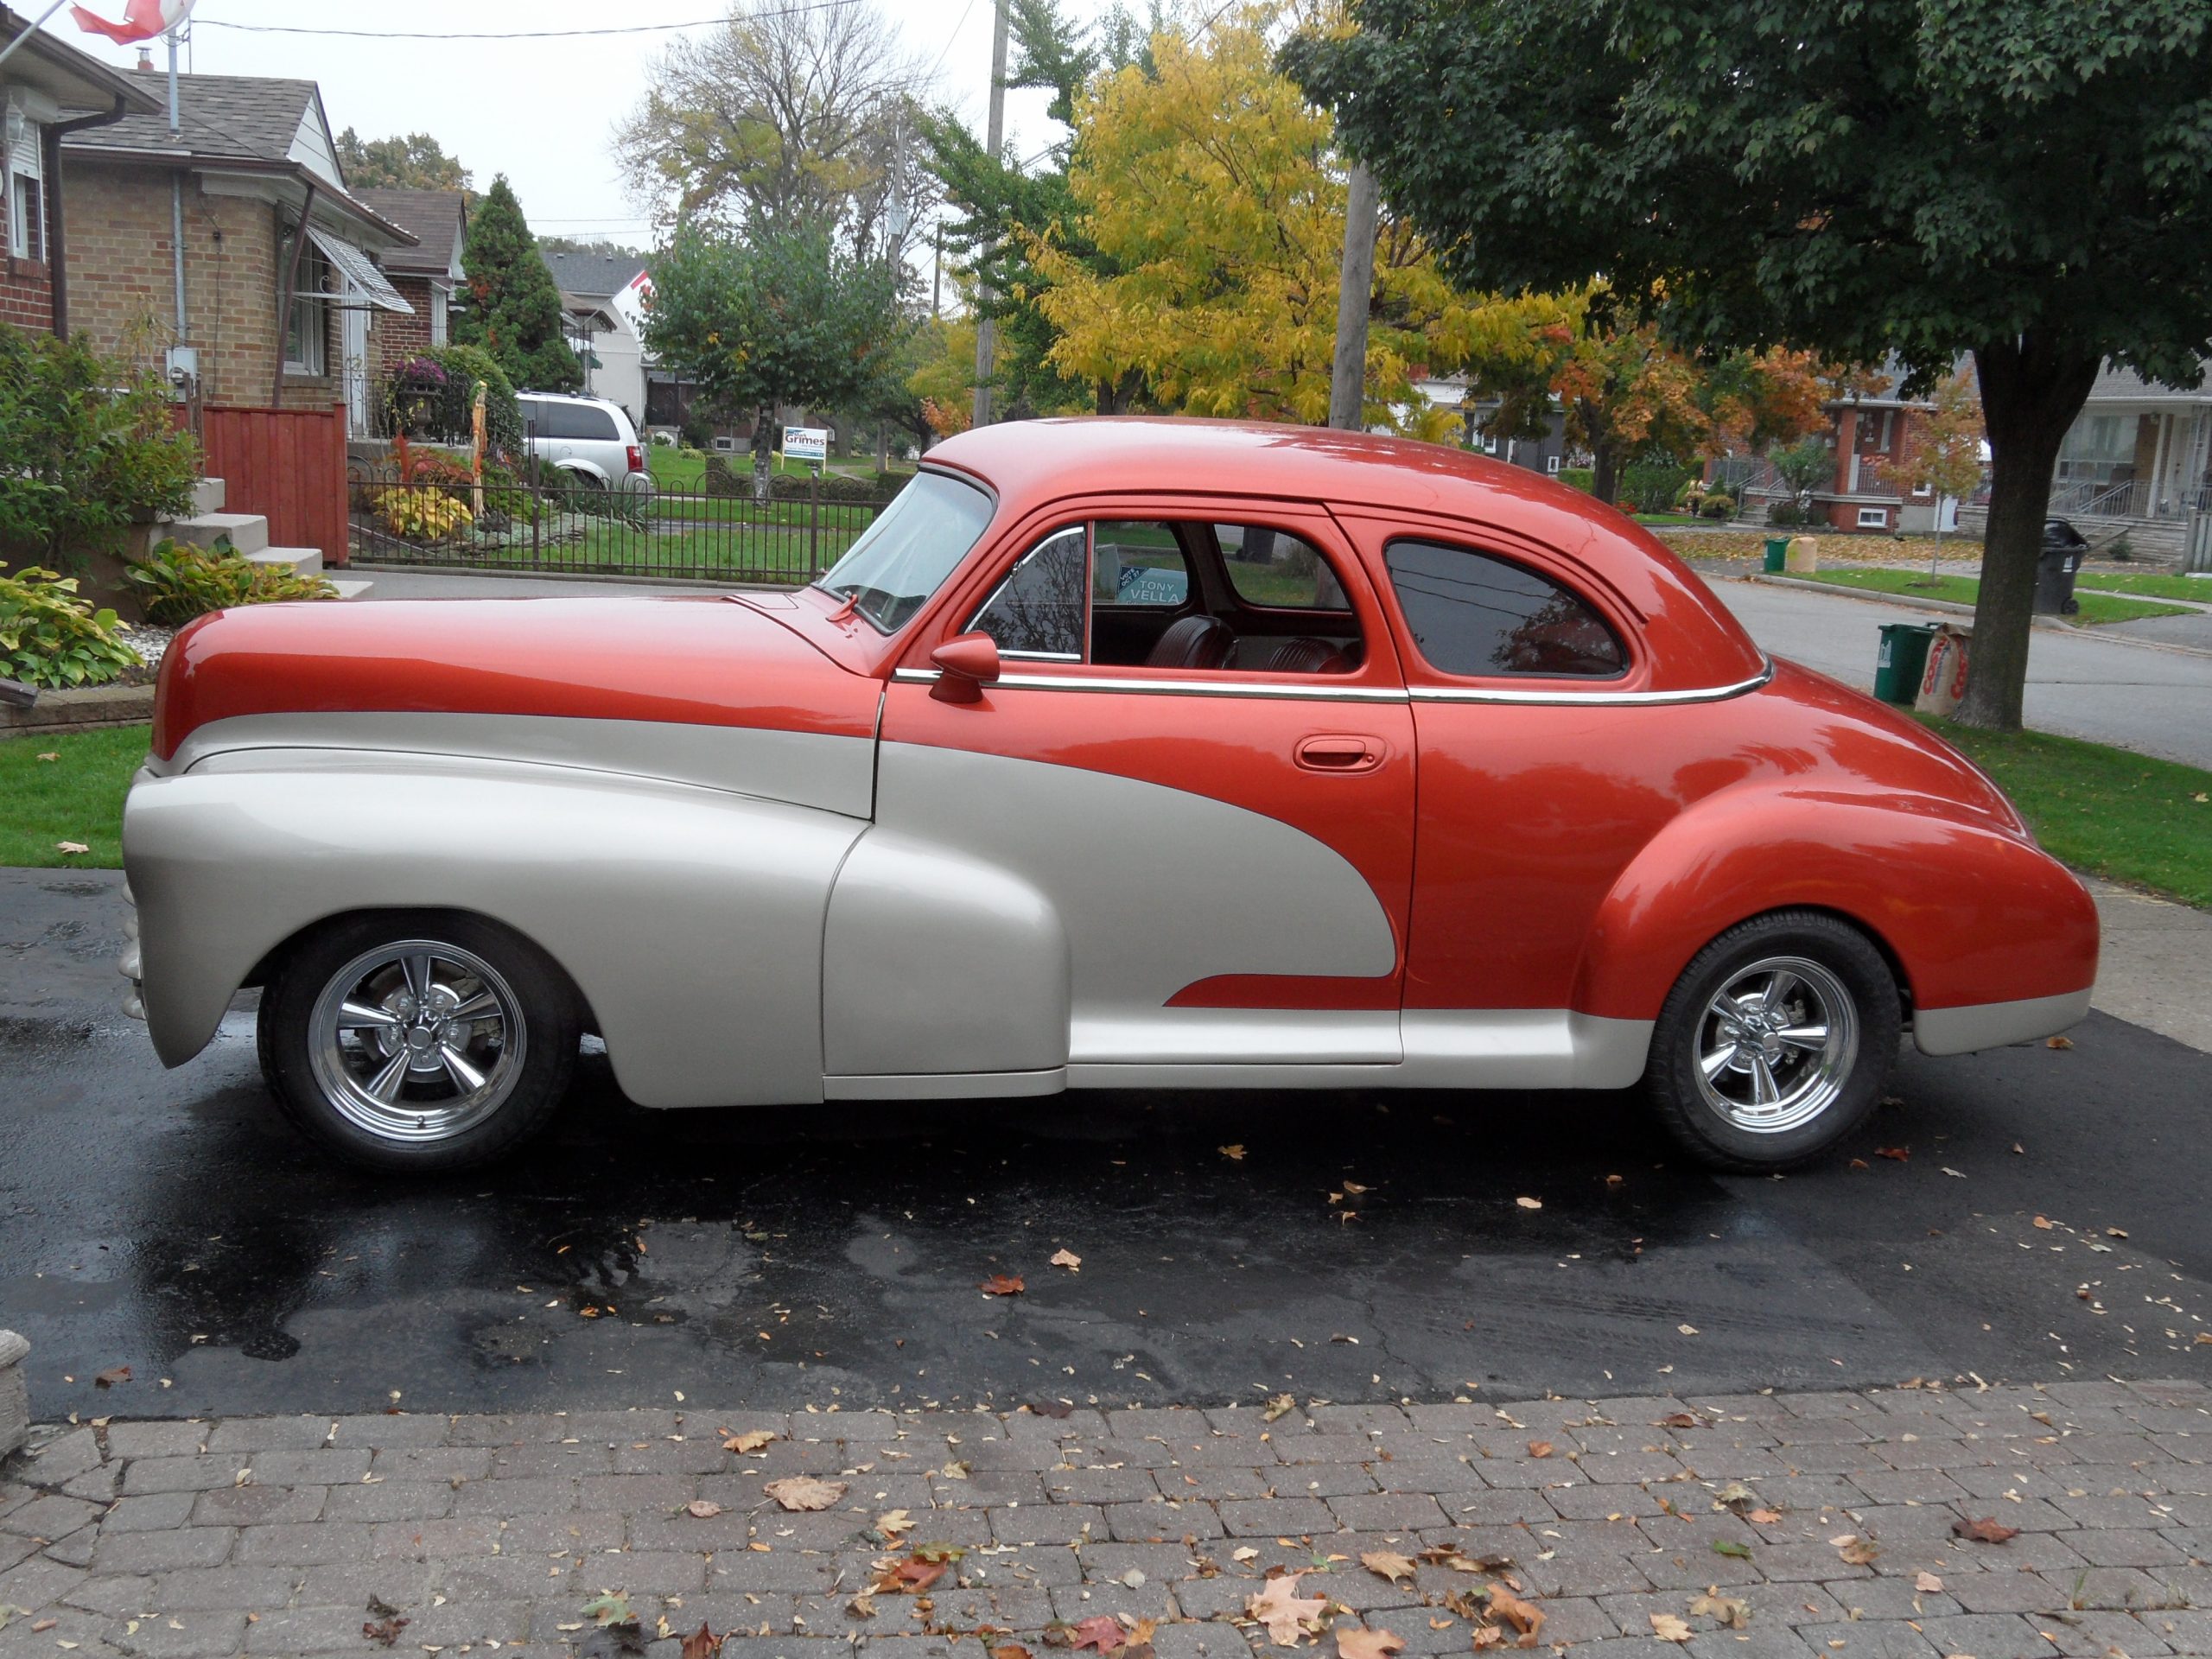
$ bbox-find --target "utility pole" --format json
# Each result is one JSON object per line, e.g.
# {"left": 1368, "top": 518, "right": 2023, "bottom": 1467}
{"left": 971, "top": 0, "right": 1008, "bottom": 429}
{"left": 1327, "top": 162, "right": 1378, "bottom": 431}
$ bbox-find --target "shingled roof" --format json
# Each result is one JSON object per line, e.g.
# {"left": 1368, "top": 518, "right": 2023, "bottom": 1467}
{"left": 357, "top": 189, "right": 467, "bottom": 275}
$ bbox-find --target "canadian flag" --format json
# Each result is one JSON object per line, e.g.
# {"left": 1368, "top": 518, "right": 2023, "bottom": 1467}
{"left": 71, "top": 0, "right": 195, "bottom": 44}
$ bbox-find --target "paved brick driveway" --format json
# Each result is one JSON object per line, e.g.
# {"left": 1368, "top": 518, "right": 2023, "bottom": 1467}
{"left": 0, "top": 1380, "right": 2203, "bottom": 1658}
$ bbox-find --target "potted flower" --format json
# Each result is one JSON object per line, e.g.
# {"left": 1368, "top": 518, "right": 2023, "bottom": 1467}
{"left": 390, "top": 356, "right": 450, "bottom": 437}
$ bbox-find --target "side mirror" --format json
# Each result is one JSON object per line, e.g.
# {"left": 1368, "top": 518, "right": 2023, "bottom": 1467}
{"left": 930, "top": 632, "right": 1001, "bottom": 703}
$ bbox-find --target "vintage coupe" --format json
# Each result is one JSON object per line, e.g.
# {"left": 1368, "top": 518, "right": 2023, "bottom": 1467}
{"left": 120, "top": 420, "right": 2098, "bottom": 1173}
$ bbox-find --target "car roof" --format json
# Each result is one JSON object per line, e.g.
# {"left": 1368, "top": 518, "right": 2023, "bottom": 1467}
{"left": 517, "top": 391, "right": 620, "bottom": 406}
{"left": 923, "top": 416, "right": 1767, "bottom": 692}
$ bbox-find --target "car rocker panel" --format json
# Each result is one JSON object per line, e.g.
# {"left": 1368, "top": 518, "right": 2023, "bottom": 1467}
{"left": 119, "top": 416, "right": 2101, "bottom": 1174}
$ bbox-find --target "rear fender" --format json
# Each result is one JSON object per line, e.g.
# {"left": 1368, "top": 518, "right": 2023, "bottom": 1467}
{"left": 121, "top": 757, "right": 864, "bottom": 1106}
{"left": 1574, "top": 786, "right": 2099, "bottom": 1023}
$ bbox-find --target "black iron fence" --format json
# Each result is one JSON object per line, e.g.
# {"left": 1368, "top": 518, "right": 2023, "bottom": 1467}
{"left": 347, "top": 465, "right": 891, "bottom": 584}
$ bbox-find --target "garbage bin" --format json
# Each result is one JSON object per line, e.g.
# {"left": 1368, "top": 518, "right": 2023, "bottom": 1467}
{"left": 1874, "top": 622, "right": 1940, "bottom": 704}
{"left": 1764, "top": 537, "right": 1789, "bottom": 573}
{"left": 2035, "top": 546, "right": 2082, "bottom": 614}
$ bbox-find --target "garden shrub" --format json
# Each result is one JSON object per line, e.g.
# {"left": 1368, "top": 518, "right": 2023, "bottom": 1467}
{"left": 1620, "top": 461, "right": 1696, "bottom": 514}
{"left": 389, "top": 344, "right": 524, "bottom": 461}
{"left": 126, "top": 538, "right": 337, "bottom": 626}
{"left": 702, "top": 456, "right": 745, "bottom": 498}
{"left": 1700, "top": 492, "right": 1736, "bottom": 519}
{"left": 0, "top": 561, "right": 142, "bottom": 689}
{"left": 1559, "top": 467, "right": 1595, "bottom": 493}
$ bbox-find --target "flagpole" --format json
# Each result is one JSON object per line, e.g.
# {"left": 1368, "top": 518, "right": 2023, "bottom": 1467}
{"left": 0, "top": 0, "right": 77, "bottom": 74}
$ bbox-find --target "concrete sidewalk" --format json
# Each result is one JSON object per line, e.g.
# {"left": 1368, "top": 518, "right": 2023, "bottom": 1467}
{"left": 1, "top": 1381, "right": 2205, "bottom": 1659}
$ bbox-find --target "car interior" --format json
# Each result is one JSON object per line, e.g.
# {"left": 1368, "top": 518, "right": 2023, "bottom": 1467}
{"left": 970, "top": 519, "right": 1368, "bottom": 673}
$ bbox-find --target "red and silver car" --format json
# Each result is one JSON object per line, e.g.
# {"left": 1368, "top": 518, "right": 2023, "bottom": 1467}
{"left": 120, "top": 420, "right": 2099, "bottom": 1173}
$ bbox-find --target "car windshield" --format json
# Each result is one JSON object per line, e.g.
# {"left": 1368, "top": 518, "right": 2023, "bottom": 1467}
{"left": 815, "top": 472, "right": 996, "bottom": 632}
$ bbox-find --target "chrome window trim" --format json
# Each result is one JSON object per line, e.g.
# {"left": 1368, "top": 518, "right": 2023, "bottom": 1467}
{"left": 892, "top": 658, "right": 1773, "bottom": 707}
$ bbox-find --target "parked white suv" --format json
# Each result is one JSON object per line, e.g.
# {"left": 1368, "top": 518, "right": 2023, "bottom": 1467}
{"left": 517, "top": 392, "right": 653, "bottom": 494}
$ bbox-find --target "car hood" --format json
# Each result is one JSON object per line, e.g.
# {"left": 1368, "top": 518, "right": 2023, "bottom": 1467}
{"left": 151, "top": 594, "right": 882, "bottom": 762}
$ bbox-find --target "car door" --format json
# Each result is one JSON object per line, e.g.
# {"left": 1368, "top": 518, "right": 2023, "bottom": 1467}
{"left": 872, "top": 497, "right": 1417, "bottom": 1077}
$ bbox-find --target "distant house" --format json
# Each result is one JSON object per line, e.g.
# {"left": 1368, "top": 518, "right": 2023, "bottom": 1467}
{"left": 1400, "top": 375, "right": 1573, "bottom": 475}
{"left": 58, "top": 68, "right": 417, "bottom": 434}
{"left": 540, "top": 246, "right": 649, "bottom": 423}
{"left": 354, "top": 187, "right": 464, "bottom": 378}
{"left": 1729, "top": 365, "right": 1946, "bottom": 532}
{"left": 0, "top": 5, "right": 162, "bottom": 335}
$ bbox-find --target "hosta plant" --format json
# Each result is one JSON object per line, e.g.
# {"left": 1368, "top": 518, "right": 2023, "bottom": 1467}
{"left": 0, "top": 562, "right": 142, "bottom": 690}
{"left": 125, "top": 538, "right": 338, "bottom": 627}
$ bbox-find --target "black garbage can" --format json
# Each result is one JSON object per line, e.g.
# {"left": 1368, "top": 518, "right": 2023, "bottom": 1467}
{"left": 2035, "top": 545, "right": 2082, "bottom": 614}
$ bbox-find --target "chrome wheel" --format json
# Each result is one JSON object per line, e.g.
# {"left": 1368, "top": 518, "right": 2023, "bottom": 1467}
{"left": 1693, "top": 954, "right": 1858, "bottom": 1134}
{"left": 306, "top": 940, "right": 527, "bottom": 1144}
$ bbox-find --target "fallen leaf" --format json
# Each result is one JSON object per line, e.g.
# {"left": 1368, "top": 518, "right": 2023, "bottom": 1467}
{"left": 993, "top": 1646, "right": 1033, "bottom": 1659}
{"left": 1360, "top": 1551, "right": 1416, "bottom": 1584}
{"left": 685, "top": 1499, "right": 725, "bottom": 1519}
{"left": 1219, "top": 1144, "right": 1246, "bottom": 1160}
{"left": 1914, "top": 1572, "right": 1942, "bottom": 1593}
{"left": 874, "top": 1555, "right": 950, "bottom": 1594}
{"left": 981, "top": 1274, "right": 1026, "bottom": 1296}
{"left": 1688, "top": 1592, "right": 1751, "bottom": 1630}
{"left": 722, "top": 1429, "right": 777, "bottom": 1453}
{"left": 2106, "top": 1227, "right": 2128, "bottom": 1238}
{"left": 680, "top": 1624, "right": 725, "bottom": 1659}
{"left": 93, "top": 1366, "right": 130, "bottom": 1388}
{"left": 764, "top": 1476, "right": 846, "bottom": 1511}
{"left": 1071, "top": 1615, "right": 1127, "bottom": 1652}
{"left": 1714, "top": 1481, "right": 1757, "bottom": 1510}
{"left": 1649, "top": 1612, "right": 1692, "bottom": 1643}
{"left": 1336, "top": 1627, "right": 1404, "bottom": 1659}
{"left": 1604, "top": 1173, "right": 1624, "bottom": 1188}
{"left": 1747, "top": 1508, "right": 1782, "bottom": 1525}
{"left": 35, "top": 753, "right": 57, "bottom": 763}
{"left": 54, "top": 842, "right": 89, "bottom": 856}
{"left": 877, "top": 1509, "right": 915, "bottom": 1540}
{"left": 1711, "top": 1540, "right": 1751, "bottom": 1560}
{"left": 1263, "top": 1392, "right": 1299, "bottom": 1422}
{"left": 1247, "top": 1573, "right": 1327, "bottom": 1646}
{"left": 1526, "top": 1440, "right": 1553, "bottom": 1459}
{"left": 1951, "top": 1516, "right": 2020, "bottom": 1544}
{"left": 1232, "top": 1546, "right": 1261, "bottom": 1562}
{"left": 1942, "top": 1166, "right": 1966, "bottom": 1178}
{"left": 363, "top": 1615, "right": 409, "bottom": 1648}
{"left": 1514, "top": 1196, "right": 1541, "bottom": 1210}
{"left": 1657, "top": 1412, "right": 1700, "bottom": 1428}
{"left": 1875, "top": 1146, "right": 1910, "bottom": 1162}
{"left": 1677, "top": 1324, "right": 1700, "bottom": 1336}
{"left": 846, "top": 1592, "right": 876, "bottom": 1619}
{"left": 2032, "top": 1216, "right": 2055, "bottom": 1230}
{"left": 1486, "top": 1587, "right": 1545, "bottom": 1645}
{"left": 2046, "top": 1035, "right": 2075, "bottom": 1049}
{"left": 582, "top": 1593, "right": 634, "bottom": 1628}
{"left": 1836, "top": 1535, "right": 1880, "bottom": 1566}
{"left": 1051, "top": 1249, "right": 1082, "bottom": 1271}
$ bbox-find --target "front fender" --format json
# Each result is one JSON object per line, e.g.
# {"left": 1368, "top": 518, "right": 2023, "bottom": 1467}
{"left": 1574, "top": 785, "right": 2099, "bottom": 1025}
{"left": 122, "top": 757, "right": 865, "bottom": 1106}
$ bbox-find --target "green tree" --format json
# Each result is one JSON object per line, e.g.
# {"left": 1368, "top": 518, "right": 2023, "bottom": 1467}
{"left": 336, "top": 129, "right": 472, "bottom": 194}
{"left": 640, "top": 222, "right": 903, "bottom": 497}
{"left": 455, "top": 177, "right": 582, "bottom": 395}
{"left": 1289, "top": 0, "right": 2212, "bottom": 730}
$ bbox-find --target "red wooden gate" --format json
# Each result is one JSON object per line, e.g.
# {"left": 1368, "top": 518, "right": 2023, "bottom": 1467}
{"left": 194, "top": 404, "right": 351, "bottom": 569}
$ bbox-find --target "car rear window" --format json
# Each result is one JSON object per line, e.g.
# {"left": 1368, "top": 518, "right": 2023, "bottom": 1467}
{"left": 1383, "top": 539, "right": 1626, "bottom": 678}
{"left": 816, "top": 472, "right": 996, "bottom": 633}
{"left": 530, "top": 402, "right": 621, "bottom": 442}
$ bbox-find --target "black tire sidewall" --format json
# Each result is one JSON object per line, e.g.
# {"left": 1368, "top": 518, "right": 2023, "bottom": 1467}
{"left": 1645, "top": 912, "right": 1901, "bottom": 1173}
{"left": 257, "top": 911, "right": 576, "bottom": 1173}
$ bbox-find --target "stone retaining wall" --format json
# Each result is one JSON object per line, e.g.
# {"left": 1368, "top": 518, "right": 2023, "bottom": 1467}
{"left": 0, "top": 683, "right": 154, "bottom": 741}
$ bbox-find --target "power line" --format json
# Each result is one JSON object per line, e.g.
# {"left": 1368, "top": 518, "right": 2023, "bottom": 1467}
{"left": 193, "top": 2, "right": 859, "bottom": 41}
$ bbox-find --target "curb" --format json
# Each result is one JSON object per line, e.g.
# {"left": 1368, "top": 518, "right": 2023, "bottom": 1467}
{"left": 0, "top": 683, "right": 155, "bottom": 741}
{"left": 1743, "top": 575, "right": 2212, "bottom": 660}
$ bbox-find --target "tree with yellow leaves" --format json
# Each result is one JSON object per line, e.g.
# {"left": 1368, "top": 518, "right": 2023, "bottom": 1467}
{"left": 1027, "top": 7, "right": 1567, "bottom": 427}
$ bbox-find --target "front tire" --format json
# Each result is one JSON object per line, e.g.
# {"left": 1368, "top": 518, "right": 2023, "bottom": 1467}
{"left": 1643, "top": 910, "right": 1901, "bottom": 1173}
{"left": 257, "top": 912, "right": 578, "bottom": 1173}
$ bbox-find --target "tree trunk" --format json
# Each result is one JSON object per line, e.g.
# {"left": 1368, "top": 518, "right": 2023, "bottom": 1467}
{"left": 1590, "top": 435, "right": 1620, "bottom": 509}
{"left": 1956, "top": 338, "right": 2101, "bottom": 731}
{"left": 752, "top": 407, "right": 775, "bottom": 505}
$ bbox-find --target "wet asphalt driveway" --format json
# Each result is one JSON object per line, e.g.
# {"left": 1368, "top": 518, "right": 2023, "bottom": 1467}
{"left": 2, "top": 869, "right": 2208, "bottom": 1426}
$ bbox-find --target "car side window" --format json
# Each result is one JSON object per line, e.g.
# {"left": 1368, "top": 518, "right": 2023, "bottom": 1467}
{"left": 1218, "top": 524, "right": 1349, "bottom": 610}
{"left": 969, "top": 526, "right": 1089, "bottom": 659}
{"left": 1384, "top": 538, "right": 1626, "bottom": 678}
{"left": 1093, "top": 522, "right": 1194, "bottom": 609}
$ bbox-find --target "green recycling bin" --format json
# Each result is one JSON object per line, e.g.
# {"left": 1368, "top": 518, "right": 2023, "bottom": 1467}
{"left": 1874, "top": 621, "right": 1940, "bottom": 704}
{"left": 1764, "top": 537, "right": 1789, "bottom": 573}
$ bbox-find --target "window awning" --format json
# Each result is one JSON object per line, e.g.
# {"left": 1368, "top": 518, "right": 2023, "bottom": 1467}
{"left": 306, "top": 226, "right": 414, "bottom": 315}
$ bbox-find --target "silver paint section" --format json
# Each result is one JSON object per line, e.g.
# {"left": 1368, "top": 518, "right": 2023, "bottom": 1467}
{"left": 825, "top": 1068, "right": 1069, "bottom": 1100}
{"left": 871, "top": 742, "right": 1398, "bottom": 1066}
{"left": 1913, "top": 988, "right": 2092, "bottom": 1057}
{"left": 822, "top": 831, "right": 1071, "bottom": 1076}
{"left": 164, "top": 712, "right": 879, "bottom": 820}
{"left": 122, "top": 758, "right": 864, "bottom": 1106}
{"left": 1073, "top": 1009, "right": 1401, "bottom": 1065}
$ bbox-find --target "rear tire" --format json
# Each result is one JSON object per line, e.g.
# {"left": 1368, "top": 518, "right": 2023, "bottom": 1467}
{"left": 1643, "top": 910, "right": 1901, "bottom": 1173}
{"left": 257, "top": 912, "right": 577, "bottom": 1173}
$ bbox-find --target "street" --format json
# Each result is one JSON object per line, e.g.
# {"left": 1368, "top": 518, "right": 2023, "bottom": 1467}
{"left": 3, "top": 872, "right": 2206, "bottom": 1428}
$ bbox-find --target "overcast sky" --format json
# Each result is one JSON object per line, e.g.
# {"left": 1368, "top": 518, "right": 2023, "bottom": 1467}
{"left": 44, "top": 0, "right": 1083, "bottom": 247}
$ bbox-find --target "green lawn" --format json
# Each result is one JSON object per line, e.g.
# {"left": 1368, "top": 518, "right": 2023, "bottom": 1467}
{"left": 648, "top": 446, "right": 911, "bottom": 490}
{"left": 1797, "top": 567, "right": 2190, "bottom": 625}
{"left": 1917, "top": 718, "right": 2212, "bottom": 909}
{"left": 2077, "top": 570, "right": 2212, "bottom": 603}
{"left": 0, "top": 725, "right": 149, "bottom": 869}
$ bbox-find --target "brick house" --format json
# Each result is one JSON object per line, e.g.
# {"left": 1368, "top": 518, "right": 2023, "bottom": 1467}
{"left": 354, "top": 187, "right": 464, "bottom": 378}
{"left": 1732, "top": 365, "right": 1949, "bottom": 532}
{"left": 0, "top": 6, "right": 162, "bottom": 334}
{"left": 57, "top": 68, "right": 417, "bottom": 433}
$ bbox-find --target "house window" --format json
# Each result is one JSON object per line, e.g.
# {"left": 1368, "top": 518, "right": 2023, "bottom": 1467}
{"left": 7, "top": 114, "right": 44, "bottom": 264}
{"left": 283, "top": 240, "right": 331, "bottom": 376}
{"left": 1546, "top": 454, "right": 1561, "bottom": 474}
{"left": 1857, "top": 506, "right": 1889, "bottom": 529}
{"left": 430, "top": 283, "right": 449, "bottom": 346}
